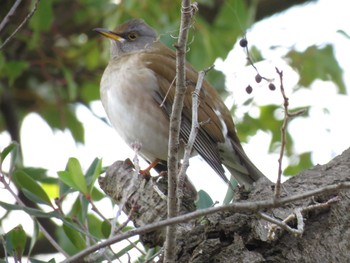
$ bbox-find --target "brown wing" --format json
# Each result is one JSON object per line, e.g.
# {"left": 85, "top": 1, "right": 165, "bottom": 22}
{"left": 140, "top": 43, "right": 241, "bottom": 183}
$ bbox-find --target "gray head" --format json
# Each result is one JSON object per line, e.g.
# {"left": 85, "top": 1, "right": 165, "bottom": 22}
{"left": 94, "top": 19, "right": 157, "bottom": 58}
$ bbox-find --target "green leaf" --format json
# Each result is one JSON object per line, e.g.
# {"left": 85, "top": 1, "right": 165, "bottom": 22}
{"left": 284, "top": 152, "right": 313, "bottom": 176}
{"left": 81, "top": 82, "right": 100, "bottom": 102}
{"left": 87, "top": 214, "right": 105, "bottom": 239}
{"left": 237, "top": 105, "right": 286, "bottom": 152}
{"left": 337, "top": 29, "right": 350, "bottom": 39}
{"left": 20, "top": 167, "right": 48, "bottom": 181}
{"left": 223, "top": 176, "right": 239, "bottom": 204}
{"left": 1, "top": 61, "right": 29, "bottom": 85}
{"left": 101, "top": 219, "right": 112, "bottom": 238}
{"left": 0, "top": 142, "right": 18, "bottom": 162}
{"left": 63, "top": 224, "right": 87, "bottom": 250}
{"left": 0, "top": 142, "right": 19, "bottom": 170}
{"left": 40, "top": 105, "right": 84, "bottom": 143}
{"left": 91, "top": 186, "right": 105, "bottom": 202}
{"left": 0, "top": 201, "right": 59, "bottom": 218}
{"left": 62, "top": 67, "right": 78, "bottom": 101}
{"left": 28, "top": 221, "right": 39, "bottom": 257}
{"left": 66, "top": 106, "right": 85, "bottom": 143}
{"left": 248, "top": 45, "right": 264, "bottom": 63}
{"left": 84, "top": 40, "right": 101, "bottom": 70}
{"left": 59, "top": 179, "right": 74, "bottom": 198}
{"left": 14, "top": 170, "right": 52, "bottom": 206}
{"left": 142, "top": 247, "right": 161, "bottom": 262}
{"left": 85, "top": 158, "right": 102, "bottom": 192}
{"left": 58, "top": 170, "right": 77, "bottom": 190}
{"left": 5, "top": 225, "right": 27, "bottom": 260}
{"left": 195, "top": 190, "right": 214, "bottom": 209}
{"left": 58, "top": 158, "right": 88, "bottom": 194}
{"left": 67, "top": 158, "right": 87, "bottom": 193}
{"left": 286, "top": 45, "right": 346, "bottom": 94}
{"left": 114, "top": 241, "right": 140, "bottom": 260}
{"left": 29, "top": 0, "right": 53, "bottom": 32}
{"left": 207, "top": 69, "right": 227, "bottom": 95}
{"left": 22, "top": 188, "right": 52, "bottom": 206}
{"left": 68, "top": 194, "right": 89, "bottom": 222}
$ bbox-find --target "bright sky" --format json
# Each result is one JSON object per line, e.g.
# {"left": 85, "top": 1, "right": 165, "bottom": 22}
{"left": 1, "top": 0, "right": 349, "bottom": 260}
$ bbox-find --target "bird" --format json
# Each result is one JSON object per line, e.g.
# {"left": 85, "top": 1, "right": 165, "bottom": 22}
{"left": 94, "top": 19, "right": 264, "bottom": 190}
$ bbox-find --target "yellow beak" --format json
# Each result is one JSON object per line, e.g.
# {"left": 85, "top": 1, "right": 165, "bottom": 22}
{"left": 93, "top": 28, "right": 124, "bottom": 42}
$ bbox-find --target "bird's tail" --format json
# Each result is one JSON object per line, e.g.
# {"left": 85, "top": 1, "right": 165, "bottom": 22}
{"left": 221, "top": 139, "right": 265, "bottom": 190}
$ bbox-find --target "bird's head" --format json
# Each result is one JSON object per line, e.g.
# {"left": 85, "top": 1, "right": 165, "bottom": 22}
{"left": 94, "top": 19, "right": 157, "bottom": 59}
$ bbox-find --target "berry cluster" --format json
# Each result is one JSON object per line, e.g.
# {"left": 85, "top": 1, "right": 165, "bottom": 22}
{"left": 239, "top": 37, "right": 276, "bottom": 94}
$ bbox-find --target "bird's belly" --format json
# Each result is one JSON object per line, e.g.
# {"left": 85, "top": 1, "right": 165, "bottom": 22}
{"left": 100, "top": 58, "right": 170, "bottom": 161}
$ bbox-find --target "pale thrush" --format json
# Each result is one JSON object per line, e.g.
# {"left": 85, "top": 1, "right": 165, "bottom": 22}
{"left": 94, "top": 19, "right": 264, "bottom": 189}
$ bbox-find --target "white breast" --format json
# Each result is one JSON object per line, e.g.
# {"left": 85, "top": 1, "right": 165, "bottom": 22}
{"left": 100, "top": 54, "right": 170, "bottom": 161}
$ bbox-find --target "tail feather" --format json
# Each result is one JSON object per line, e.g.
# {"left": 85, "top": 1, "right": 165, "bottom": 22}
{"left": 220, "top": 139, "right": 265, "bottom": 190}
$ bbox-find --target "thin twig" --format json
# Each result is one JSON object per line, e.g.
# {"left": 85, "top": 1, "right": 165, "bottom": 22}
{"left": 294, "top": 208, "right": 304, "bottom": 234}
{"left": 62, "top": 181, "right": 350, "bottom": 263}
{"left": 0, "top": 0, "right": 23, "bottom": 33}
{"left": 267, "top": 195, "right": 340, "bottom": 240}
{"left": 258, "top": 212, "right": 301, "bottom": 236}
{"left": 165, "top": 0, "right": 195, "bottom": 261}
{"left": 160, "top": 77, "right": 176, "bottom": 108}
{"left": 0, "top": 0, "right": 41, "bottom": 50}
{"left": 275, "top": 67, "right": 305, "bottom": 198}
{"left": 177, "top": 65, "right": 213, "bottom": 213}
{"left": 275, "top": 68, "right": 287, "bottom": 198}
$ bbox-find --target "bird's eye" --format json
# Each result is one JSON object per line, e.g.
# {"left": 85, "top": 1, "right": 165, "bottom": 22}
{"left": 128, "top": 32, "right": 137, "bottom": 41}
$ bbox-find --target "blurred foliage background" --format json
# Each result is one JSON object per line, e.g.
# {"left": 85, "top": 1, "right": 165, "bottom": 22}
{"left": 0, "top": 0, "right": 347, "bottom": 261}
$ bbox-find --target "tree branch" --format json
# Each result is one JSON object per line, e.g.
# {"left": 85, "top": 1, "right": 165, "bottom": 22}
{"left": 63, "top": 180, "right": 350, "bottom": 263}
{"left": 275, "top": 68, "right": 306, "bottom": 198}
{"left": 177, "top": 66, "right": 212, "bottom": 213}
{"left": 0, "top": 0, "right": 41, "bottom": 50}
{"left": 165, "top": 0, "right": 195, "bottom": 261}
{"left": 0, "top": 0, "right": 23, "bottom": 33}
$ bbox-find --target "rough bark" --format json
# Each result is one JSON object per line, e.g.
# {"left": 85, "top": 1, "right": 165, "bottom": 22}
{"left": 99, "top": 148, "right": 350, "bottom": 262}
{"left": 98, "top": 159, "right": 197, "bottom": 248}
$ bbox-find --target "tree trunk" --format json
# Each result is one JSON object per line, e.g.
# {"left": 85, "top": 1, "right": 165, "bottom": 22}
{"left": 99, "top": 148, "right": 350, "bottom": 262}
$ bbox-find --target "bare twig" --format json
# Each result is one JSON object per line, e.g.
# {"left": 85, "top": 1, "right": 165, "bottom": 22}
{"left": 0, "top": 0, "right": 41, "bottom": 50}
{"left": 266, "top": 196, "right": 340, "bottom": 240}
{"left": 258, "top": 212, "right": 302, "bottom": 236}
{"left": 241, "top": 40, "right": 306, "bottom": 198}
{"left": 294, "top": 208, "right": 304, "bottom": 234}
{"left": 0, "top": 0, "right": 23, "bottom": 33}
{"left": 165, "top": 0, "right": 195, "bottom": 261}
{"left": 160, "top": 77, "right": 176, "bottom": 108}
{"left": 62, "top": 181, "right": 350, "bottom": 263}
{"left": 275, "top": 68, "right": 306, "bottom": 198}
{"left": 177, "top": 65, "right": 213, "bottom": 213}
{"left": 275, "top": 68, "right": 287, "bottom": 198}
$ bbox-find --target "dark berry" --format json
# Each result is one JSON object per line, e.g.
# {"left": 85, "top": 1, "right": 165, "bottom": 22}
{"left": 255, "top": 74, "right": 262, "bottom": 83}
{"left": 246, "top": 85, "right": 253, "bottom": 94}
{"left": 239, "top": 38, "right": 248, "bottom": 48}
{"left": 268, "top": 83, "right": 276, "bottom": 90}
